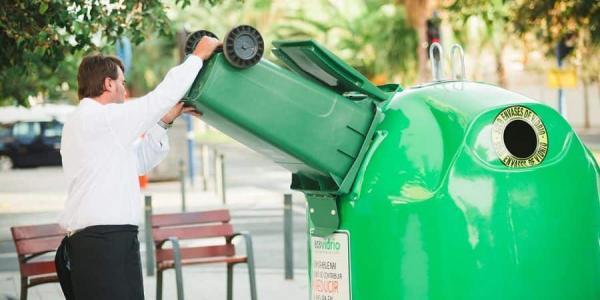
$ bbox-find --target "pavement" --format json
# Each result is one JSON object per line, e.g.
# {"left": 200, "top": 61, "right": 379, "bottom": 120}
{"left": 0, "top": 268, "right": 309, "bottom": 300}
{"left": 0, "top": 142, "right": 311, "bottom": 300}
{"left": 578, "top": 128, "right": 600, "bottom": 150}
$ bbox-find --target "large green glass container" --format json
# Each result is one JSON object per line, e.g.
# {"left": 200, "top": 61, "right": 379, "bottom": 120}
{"left": 327, "top": 81, "right": 600, "bottom": 299}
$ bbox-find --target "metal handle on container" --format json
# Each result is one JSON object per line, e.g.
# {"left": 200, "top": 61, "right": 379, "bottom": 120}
{"left": 450, "top": 44, "right": 466, "bottom": 81}
{"left": 429, "top": 42, "right": 444, "bottom": 81}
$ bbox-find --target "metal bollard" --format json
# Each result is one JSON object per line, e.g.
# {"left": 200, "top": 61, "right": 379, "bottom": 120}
{"left": 284, "top": 193, "right": 294, "bottom": 279}
{"left": 179, "top": 159, "right": 186, "bottom": 212}
{"left": 144, "top": 195, "right": 155, "bottom": 276}
{"left": 185, "top": 114, "right": 196, "bottom": 187}
{"left": 215, "top": 151, "right": 226, "bottom": 204}
{"left": 220, "top": 153, "right": 226, "bottom": 204}
{"left": 201, "top": 145, "right": 210, "bottom": 191}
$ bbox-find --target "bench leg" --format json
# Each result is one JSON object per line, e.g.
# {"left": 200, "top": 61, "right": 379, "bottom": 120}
{"left": 174, "top": 265, "right": 184, "bottom": 300}
{"left": 156, "top": 270, "right": 163, "bottom": 300}
{"left": 233, "top": 232, "right": 258, "bottom": 300}
{"left": 20, "top": 277, "right": 27, "bottom": 300}
{"left": 227, "top": 263, "right": 234, "bottom": 300}
{"left": 171, "top": 238, "right": 185, "bottom": 300}
{"left": 247, "top": 259, "right": 257, "bottom": 300}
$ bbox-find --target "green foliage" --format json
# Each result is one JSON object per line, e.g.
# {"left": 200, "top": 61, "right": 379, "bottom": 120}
{"left": 513, "top": 0, "right": 600, "bottom": 45}
{"left": 127, "top": 33, "right": 179, "bottom": 97}
{"left": 272, "top": 0, "right": 418, "bottom": 83}
{"left": 512, "top": 0, "right": 600, "bottom": 84}
{"left": 0, "top": 53, "right": 81, "bottom": 107}
{"left": 171, "top": 0, "right": 268, "bottom": 37}
{"left": 447, "top": 0, "right": 600, "bottom": 84}
{"left": 0, "top": 0, "right": 218, "bottom": 106}
{"left": 169, "top": 0, "right": 274, "bottom": 51}
{"left": 446, "top": 0, "right": 509, "bottom": 43}
{"left": 445, "top": 0, "right": 511, "bottom": 84}
{"left": 3, "top": 0, "right": 598, "bottom": 108}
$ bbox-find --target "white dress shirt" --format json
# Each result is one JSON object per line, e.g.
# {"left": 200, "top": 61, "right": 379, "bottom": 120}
{"left": 59, "top": 55, "right": 203, "bottom": 231}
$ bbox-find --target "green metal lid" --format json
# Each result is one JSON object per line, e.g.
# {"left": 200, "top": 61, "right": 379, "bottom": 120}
{"left": 272, "top": 40, "right": 388, "bottom": 101}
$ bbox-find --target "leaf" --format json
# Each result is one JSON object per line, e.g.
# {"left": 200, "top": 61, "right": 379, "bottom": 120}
{"left": 0, "top": 0, "right": 228, "bottom": 105}
{"left": 39, "top": 3, "right": 48, "bottom": 14}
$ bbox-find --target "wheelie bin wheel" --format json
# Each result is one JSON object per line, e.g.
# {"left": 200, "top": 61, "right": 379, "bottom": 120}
{"left": 223, "top": 25, "right": 264, "bottom": 68}
{"left": 184, "top": 30, "right": 219, "bottom": 56}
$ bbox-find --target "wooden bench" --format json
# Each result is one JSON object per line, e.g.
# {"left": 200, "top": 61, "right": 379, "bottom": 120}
{"left": 10, "top": 223, "right": 66, "bottom": 300}
{"left": 152, "top": 209, "right": 257, "bottom": 300}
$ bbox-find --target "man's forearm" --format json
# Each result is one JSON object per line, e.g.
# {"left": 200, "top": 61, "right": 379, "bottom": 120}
{"left": 141, "top": 55, "right": 203, "bottom": 121}
{"left": 135, "top": 124, "right": 170, "bottom": 174}
{"left": 106, "top": 55, "right": 203, "bottom": 146}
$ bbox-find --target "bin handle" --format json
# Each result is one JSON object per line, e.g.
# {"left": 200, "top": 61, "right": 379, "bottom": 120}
{"left": 450, "top": 44, "right": 466, "bottom": 81}
{"left": 429, "top": 42, "right": 444, "bottom": 81}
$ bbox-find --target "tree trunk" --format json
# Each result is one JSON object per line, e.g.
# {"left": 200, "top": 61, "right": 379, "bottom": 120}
{"left": 400, "top": 0, "right": 431, "bottom": 83}
{"left": 416, "top": 20, "right": 429, "bottom": 82}
{"left": 583, "top": 78, "right": 590, "bottom": 129}
{"left": 495, "top": 44, "right": 507, "bottom": 87}
{"left": 521, "top": 38, "right": 529, "bottom": 67}
{"left": 471, "top": 48, "right": 483, "bottom": 81}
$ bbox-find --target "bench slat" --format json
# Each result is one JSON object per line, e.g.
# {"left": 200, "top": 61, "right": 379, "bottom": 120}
{"left": 21, "top": 261, "right": 56, "bottom": 277}
{"left": 11, "top": 224, "right": 65, "bottom": 240}
{"left": 152, "top": 210, "right": 230, "bottom": 228}
{"left": 155, "top": 244, "right": 235, "bottom": 262}
{"left": 153, "top": 224, "right": 233, "bottom": 242}
{"left": 158, "top": 256, "right": 247, "bottom": 271}
{"left": 15, "top": 236, "right": 63, "bottom": 256}
{"left": 29, "top": 274, "right": 59, "bottom": 286}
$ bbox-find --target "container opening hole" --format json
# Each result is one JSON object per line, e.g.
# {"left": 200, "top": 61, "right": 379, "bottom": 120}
{"left": 503, "top": 120, "right": 537, "bottom": 159}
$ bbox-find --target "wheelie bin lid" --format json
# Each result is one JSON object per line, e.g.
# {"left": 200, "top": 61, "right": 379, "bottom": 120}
{"left": 272, "top": 40, "right": 388, "bottom": 101}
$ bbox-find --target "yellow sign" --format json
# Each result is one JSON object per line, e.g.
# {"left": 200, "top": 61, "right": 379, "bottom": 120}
{"left": 547, "top": 68, "right": 577, "bottom": 88}
{"left": 492, "top": 106, "right": 548, "bottom": 168}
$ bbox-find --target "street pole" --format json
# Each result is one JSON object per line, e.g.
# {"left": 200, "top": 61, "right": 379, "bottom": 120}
{"left": 556, "top": 33, "right": 575, "bottom": 121}
{"left": 557, "top": 56, "right": 567, "bottom": 120}
{"left": 144, "top": 195, "right": 155, "bottom": 276}
{"left": 583, "top": 78, "right": 590, "bottom": 129}
{"left": 215, "top": 151, "right": 226, "bottom": 204}
{"left": 185, "top": 114, "right": 196, "bottom": 187}
{"left": 284, "top": 194, "right": 294, "bottom": 280}
{"left": 201, "top": 145, "right": 210, "bottom": 191}
{"left": 220, "top": 153, "right": 226, "bottom": 204}
{"left": 179, "top": 159, "right": 186, "bottom": 212}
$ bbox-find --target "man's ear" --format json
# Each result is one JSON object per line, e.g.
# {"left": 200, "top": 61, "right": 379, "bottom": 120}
{"left": 104, "top": 77, "right": 112, "bottom": 92}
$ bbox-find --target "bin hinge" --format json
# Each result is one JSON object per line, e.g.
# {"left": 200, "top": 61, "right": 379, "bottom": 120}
{"left": 306, "top": 193, "right": 339, "bottom": 237}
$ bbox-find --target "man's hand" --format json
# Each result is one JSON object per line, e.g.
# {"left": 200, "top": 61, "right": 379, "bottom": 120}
{"left": 161, "top": 102, "right": 202, "bottom": 124}
{"left": 193, "top": 36, "right": 222, "bottom": 60}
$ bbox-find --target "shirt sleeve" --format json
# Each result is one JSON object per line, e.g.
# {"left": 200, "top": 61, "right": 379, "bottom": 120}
{"left": 105, "top": 55, "right": 203, "bottom": 148}
{"left": 134, "top": 123, "right": 170, "bottom": 175}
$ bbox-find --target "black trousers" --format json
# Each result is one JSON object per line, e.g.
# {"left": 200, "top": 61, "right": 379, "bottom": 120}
{"left": 55, "top": 225, "right": 144, "bottom": 300}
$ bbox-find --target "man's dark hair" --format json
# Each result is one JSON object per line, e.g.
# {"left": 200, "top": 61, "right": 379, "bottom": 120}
{"left": 77, "top": 55, "right": 125, "bottom": 99}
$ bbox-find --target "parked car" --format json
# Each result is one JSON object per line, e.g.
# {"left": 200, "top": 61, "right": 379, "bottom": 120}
{"left": 0, "top": 120, "right": 63, "bottom": 170}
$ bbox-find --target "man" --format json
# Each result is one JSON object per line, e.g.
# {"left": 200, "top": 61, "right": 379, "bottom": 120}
{"left": 54, "top": 36, "right": 221, "bottom": 299}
